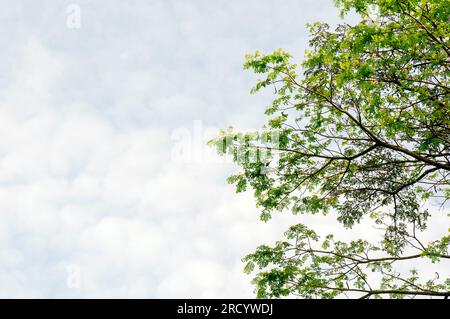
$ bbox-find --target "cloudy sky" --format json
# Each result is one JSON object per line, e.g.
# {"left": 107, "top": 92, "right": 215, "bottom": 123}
{"left": 0, "top": 0, "right": 447, "bottom": 298}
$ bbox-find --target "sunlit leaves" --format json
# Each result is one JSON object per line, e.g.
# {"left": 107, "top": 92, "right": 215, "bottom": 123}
{"left": 243, "top": 223, "right": 450, "bottom": 298}
{"left": 211, "top": 0, "right": 450, "bottom": 298}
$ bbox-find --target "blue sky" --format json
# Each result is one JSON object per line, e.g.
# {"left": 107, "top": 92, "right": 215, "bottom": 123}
{"left": 0, "top": 0, "right": 447, "bottom": 298}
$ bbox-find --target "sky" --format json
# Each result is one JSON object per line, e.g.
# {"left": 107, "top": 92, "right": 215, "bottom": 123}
{"left": 0, "top": 0, "right": 447, "bottom": 298}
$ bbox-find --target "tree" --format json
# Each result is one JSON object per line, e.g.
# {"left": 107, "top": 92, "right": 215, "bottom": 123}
{"left": 209, "top": 0, "right": 450, "bottom": 298}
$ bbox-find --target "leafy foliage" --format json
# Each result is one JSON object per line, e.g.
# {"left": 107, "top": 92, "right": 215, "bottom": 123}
{"left": 243, "top": 224, "right": 449, "bottom": 299}
{"left": 210, "top": 0, "right": 450, "bottom": 298}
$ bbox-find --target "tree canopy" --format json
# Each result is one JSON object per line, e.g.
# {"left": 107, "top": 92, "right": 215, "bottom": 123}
{"left": 210, "top": 0, "right": 449, "bottom": 298}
